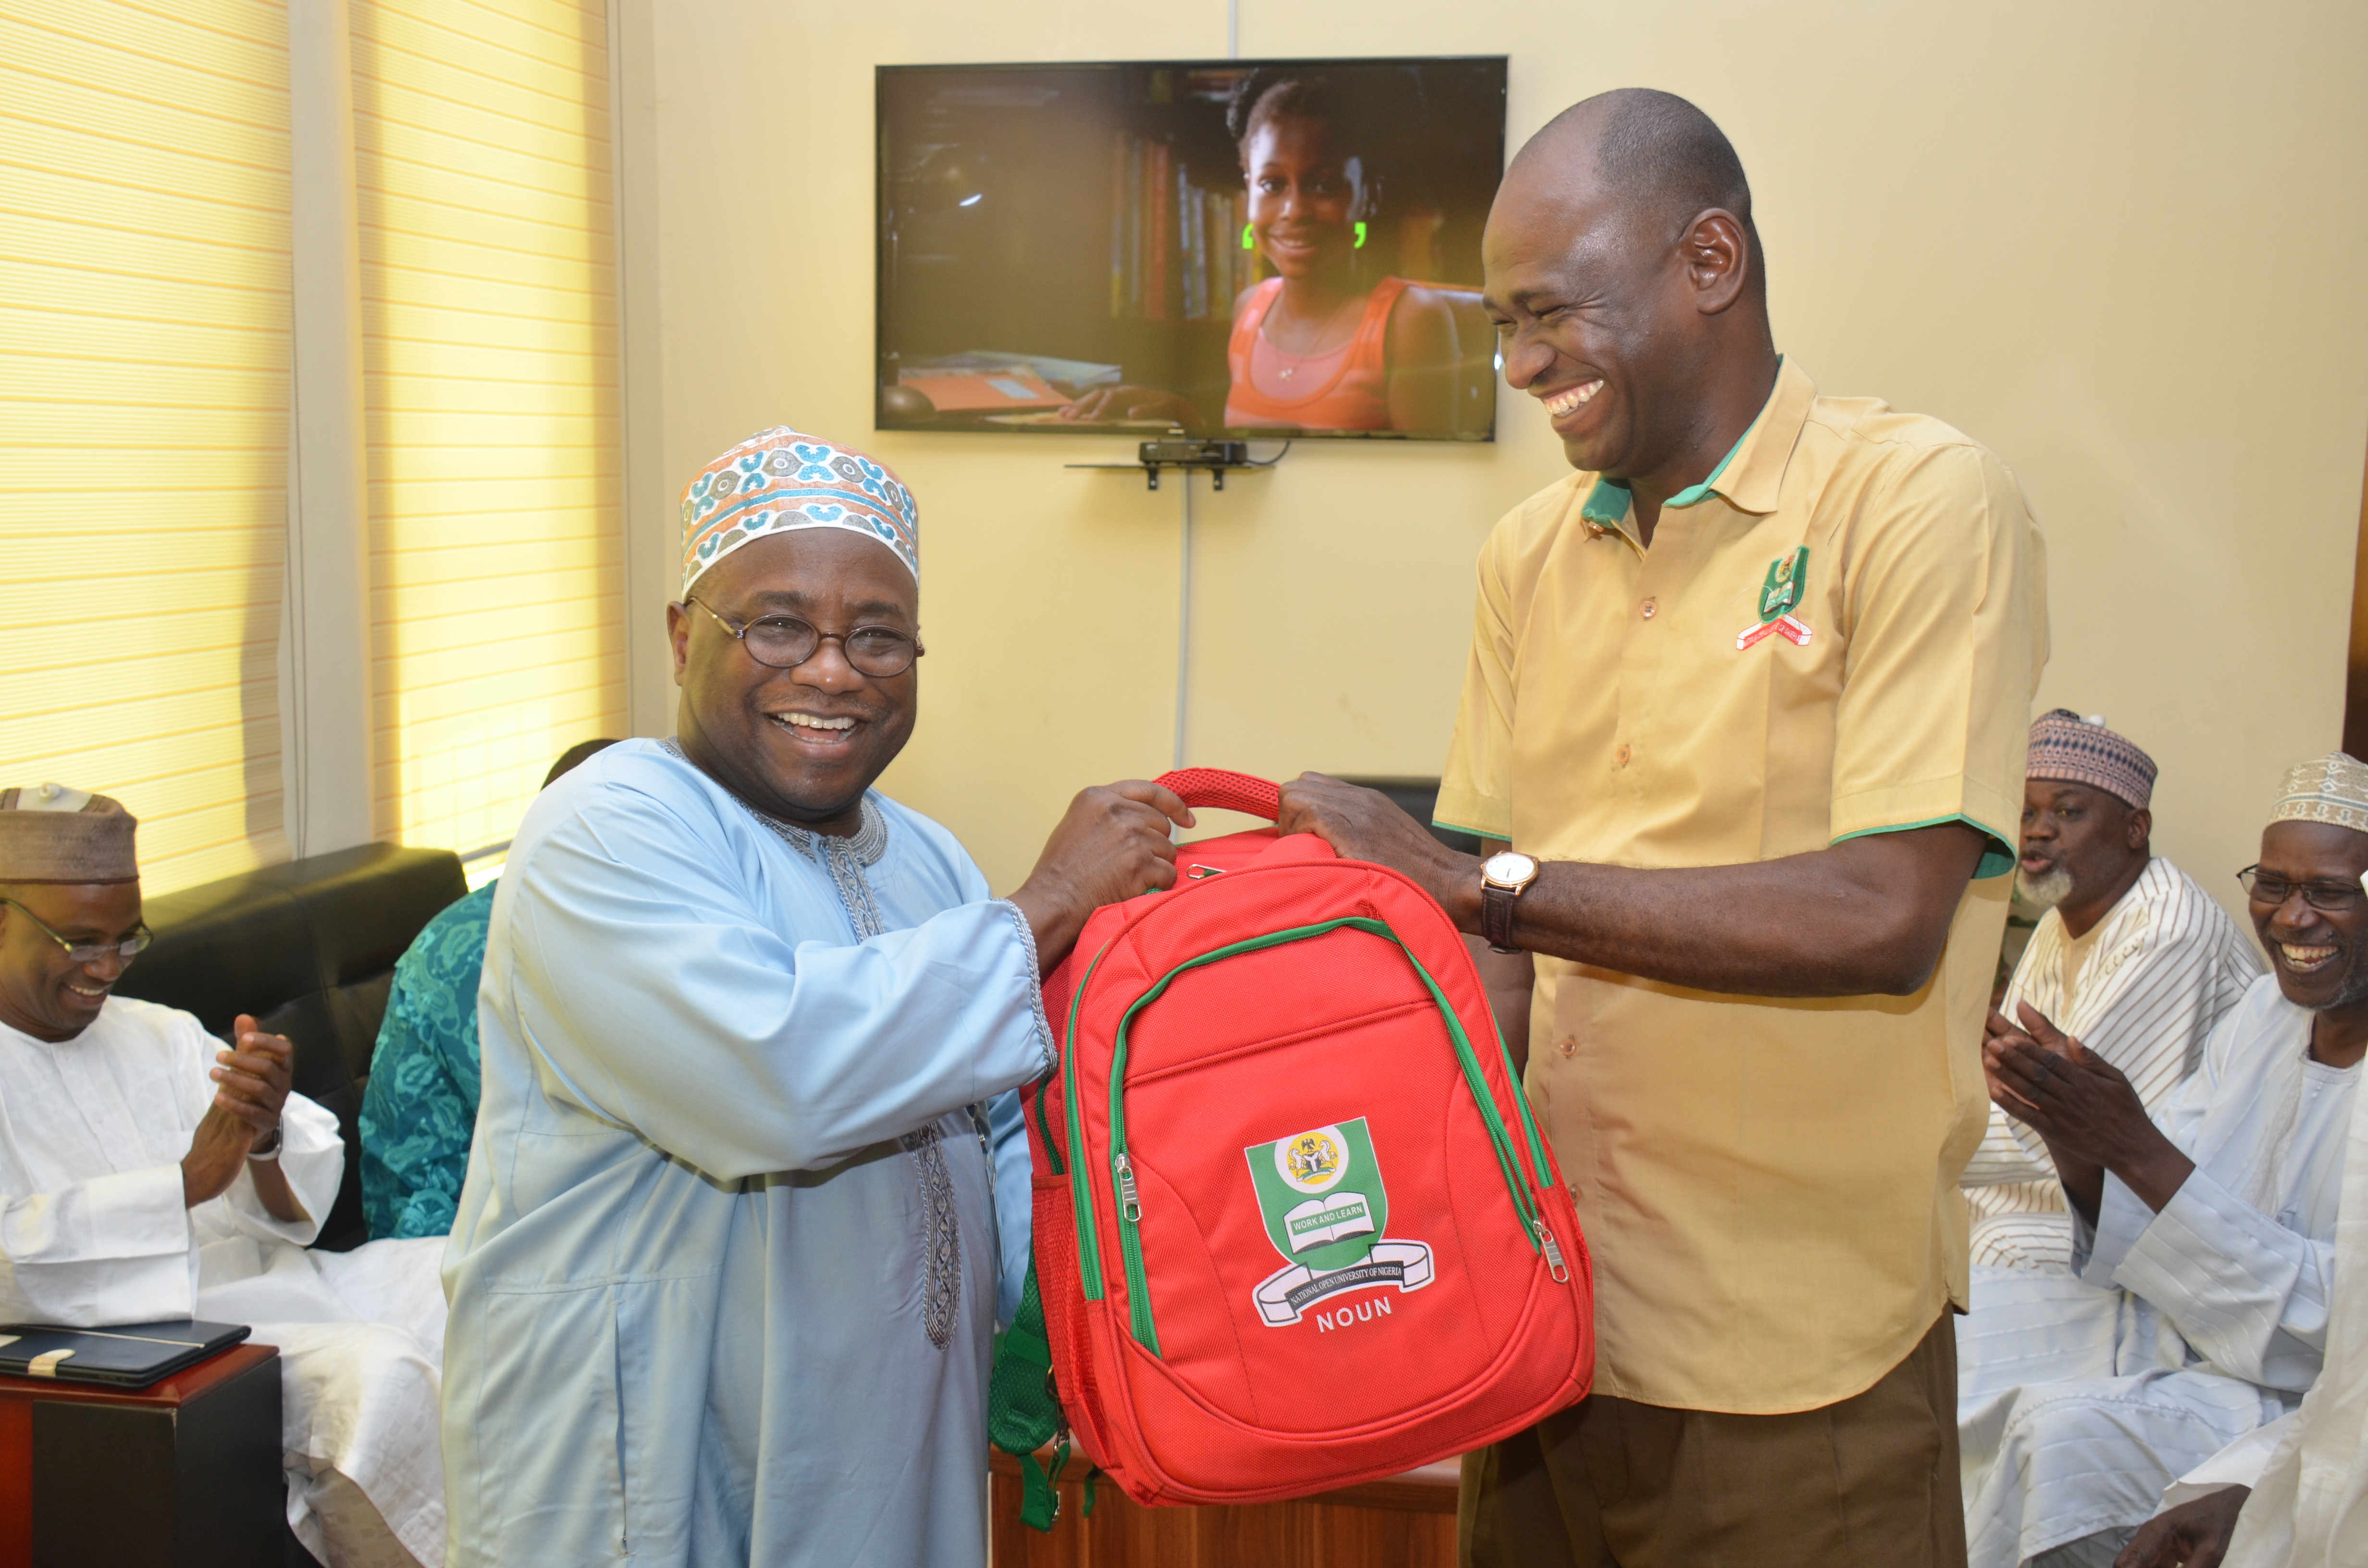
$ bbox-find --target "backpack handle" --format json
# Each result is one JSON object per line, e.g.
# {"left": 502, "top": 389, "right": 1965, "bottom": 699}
{"left": 1154, "top": 768, "right": 1282, "bottom": 821}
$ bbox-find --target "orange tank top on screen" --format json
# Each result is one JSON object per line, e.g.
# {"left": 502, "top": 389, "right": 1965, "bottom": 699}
{"left": 1223, "top": 275, "right": 1411, "bottom": 431}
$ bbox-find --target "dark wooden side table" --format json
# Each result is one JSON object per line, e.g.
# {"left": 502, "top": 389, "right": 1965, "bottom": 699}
{"left": 0, "top": 1343, "right": 283, "bottom": 1568}
{"left": 989, "top": 1446, "right": 1460, "bottom": 1568}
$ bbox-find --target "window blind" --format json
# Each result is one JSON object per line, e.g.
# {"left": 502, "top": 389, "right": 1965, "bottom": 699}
{"left": 0, "top": 0, "right": 293, "bottom": 894}
{"left": 350, "top": 0, "right": 624, "bottom": 856}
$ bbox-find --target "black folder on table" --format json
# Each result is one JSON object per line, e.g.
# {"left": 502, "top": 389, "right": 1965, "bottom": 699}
{"left": 0, "top": 1319, "right": 251, "bottom": 1389}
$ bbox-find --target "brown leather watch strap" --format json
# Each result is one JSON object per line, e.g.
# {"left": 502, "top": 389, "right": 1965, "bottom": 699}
{"left": 1482, "top": 881, "right": 1519, "bottom": 952}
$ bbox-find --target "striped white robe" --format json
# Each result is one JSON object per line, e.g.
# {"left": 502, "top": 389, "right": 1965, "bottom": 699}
{"left": 1966, "top": 856, "right": 2263, "bottom": 1270}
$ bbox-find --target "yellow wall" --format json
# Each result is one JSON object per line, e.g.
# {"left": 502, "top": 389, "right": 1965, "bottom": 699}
{"left": 627, "top": 0, "right": 2368, "bottom": 909}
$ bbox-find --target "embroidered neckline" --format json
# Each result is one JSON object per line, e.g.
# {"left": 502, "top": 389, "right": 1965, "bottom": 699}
{"left": 658, "top": 735, "right": 888, "bottom": 868}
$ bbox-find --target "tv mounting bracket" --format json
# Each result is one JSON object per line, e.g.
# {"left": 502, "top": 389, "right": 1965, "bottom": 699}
{"left": 1064, "top": 439, "right": 1283, "bottom": 491}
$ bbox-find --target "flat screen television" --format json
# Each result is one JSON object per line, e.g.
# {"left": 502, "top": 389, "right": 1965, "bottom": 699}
{"left": 876, "top": 57, "right": 1508, "bottom": 442}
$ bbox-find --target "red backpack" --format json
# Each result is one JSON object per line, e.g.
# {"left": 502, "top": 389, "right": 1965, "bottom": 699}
{"left": 992, "top": 769, "right": 1593, "bottom": 1514}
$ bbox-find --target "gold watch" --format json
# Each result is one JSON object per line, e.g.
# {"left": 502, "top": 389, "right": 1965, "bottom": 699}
{"left": 1480, "top": 851, "right": 1540, "bottom": 953}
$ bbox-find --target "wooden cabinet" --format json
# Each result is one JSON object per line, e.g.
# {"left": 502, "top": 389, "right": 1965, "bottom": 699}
{"left": 990, "top": 1450, "right": 1459, "bottom": 1568}
{"left": 0, "top": 1344, "right": 284, "bottom": 1568}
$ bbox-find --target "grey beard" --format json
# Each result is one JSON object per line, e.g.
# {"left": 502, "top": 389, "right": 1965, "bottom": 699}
{"left": 2017, "top": 865, "right": 2074, "bottom": 909}
{"left": 2312, "top": 954, "right": 2368, "bottom": 1014}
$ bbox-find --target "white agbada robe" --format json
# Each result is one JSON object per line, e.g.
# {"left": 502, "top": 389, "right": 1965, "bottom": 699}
{"left": 1966, "top": 856, "right": 2262, "bottom": 1270}
{"left": 442, "top": 739, "right": 1052, "bottom": 1568}
{"left": 0, "top": 996, "right": 449, "bottom": 1566}
{"left": 1957, "top": 974, "right": 2355, "bottom": 1567}
{"left": 2150, "top": 981, "right": 2368, "bottom": 1565}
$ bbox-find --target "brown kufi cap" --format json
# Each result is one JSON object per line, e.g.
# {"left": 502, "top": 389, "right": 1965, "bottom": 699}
{"left": 2026, "top": 709, "right": 2157, "bottom": 810}
{"left": 0, "top": 784, "right": 139, "bottom": 884}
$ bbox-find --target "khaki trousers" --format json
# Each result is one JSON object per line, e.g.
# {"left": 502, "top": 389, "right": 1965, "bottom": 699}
{"left": 1459, "top": 1313, "right": 1966, "bottom": 1568}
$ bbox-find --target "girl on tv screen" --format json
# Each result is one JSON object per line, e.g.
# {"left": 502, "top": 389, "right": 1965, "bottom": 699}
{"left": 1062, "top": 70, "right": 1467, "bottom": 435}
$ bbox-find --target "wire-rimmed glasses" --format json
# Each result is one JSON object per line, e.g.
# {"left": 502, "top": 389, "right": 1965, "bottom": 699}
{"left": 686, "top": 598, "right": 923, "bottom": 676}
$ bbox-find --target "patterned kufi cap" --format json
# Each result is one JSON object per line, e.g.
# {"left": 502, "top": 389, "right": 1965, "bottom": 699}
{"left": 2272, "top": 753, "right": 2368, "bottom": 835}
{"left": 2026, "top": 709, "right": 2157, "bottom": 810}
{"left": 0, "top": 784, "right": 138, "bottom": 884}
{"left": 679, "top": 427, "right": 918, "bottom": 595}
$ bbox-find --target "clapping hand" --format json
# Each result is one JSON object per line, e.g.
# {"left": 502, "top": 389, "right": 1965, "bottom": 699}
{"left": 181, "top": 1015, "right": 297, "bottom": 1208}
{"left": 1984, "top": 1004, "right": 2141, "bottom": 1152}
{"left": 211, "top": 1014, "right": 295, "bottom": 1135}
{"left": 1986, "top": 1001, "right": 2193, "bottom": 1216}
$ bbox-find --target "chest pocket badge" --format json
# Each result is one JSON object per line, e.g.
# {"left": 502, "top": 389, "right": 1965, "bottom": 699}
{"left": 1737, "top": 546, "right": 1813, "bottom": 650}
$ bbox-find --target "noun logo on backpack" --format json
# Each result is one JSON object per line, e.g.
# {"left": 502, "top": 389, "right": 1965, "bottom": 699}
{"left": 1244, "top": 1118, "right": 1435, "bottom": 1328}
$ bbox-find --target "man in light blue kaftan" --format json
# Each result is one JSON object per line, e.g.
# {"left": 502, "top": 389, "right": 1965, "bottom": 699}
{"left": 445, "top": 740, "right": 1047, "bottom": 1564}
{"left": 440, "top": 427, "right": 1193, "bottom": 1568}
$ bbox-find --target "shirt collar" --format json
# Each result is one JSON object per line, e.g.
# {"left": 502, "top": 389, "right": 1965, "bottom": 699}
{"left": 1576, "top": 355, "right": 1816, "bottom": 535}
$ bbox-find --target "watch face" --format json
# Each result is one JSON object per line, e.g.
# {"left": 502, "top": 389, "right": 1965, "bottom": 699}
{"left": 1483, "top": 851, "right": 1539, "bottom": 888}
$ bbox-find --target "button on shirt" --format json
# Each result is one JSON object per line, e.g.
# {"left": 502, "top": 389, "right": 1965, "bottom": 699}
{"left": 1434, "top": 358, "right": 2049, "bottom": 1413}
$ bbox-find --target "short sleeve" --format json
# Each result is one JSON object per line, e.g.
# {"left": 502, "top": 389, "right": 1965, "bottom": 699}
{"left": 1435, "top": 514, "right": 1524, "bottom": 843}
{"left": 1827, "top": 442, "right": 2048, "bottom": 875}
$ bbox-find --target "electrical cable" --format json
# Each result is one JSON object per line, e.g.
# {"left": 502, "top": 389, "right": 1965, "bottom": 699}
{"left": 1173, "top": 472, "right": 1194, "bottom": 772}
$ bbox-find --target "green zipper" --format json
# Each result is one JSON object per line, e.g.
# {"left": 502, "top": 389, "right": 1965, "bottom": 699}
{"left": 1103, "top": 916, "right": 1551, "bottom": 1355}
{"left": 1061, "top": 938, "right": 1117, "bottom": 1302}
{"left": 1033, "top": 1077, "right": 1065, "bottom": 1176}
{"left": 1498, "top": 1032, "right": 1554, "bottom": 1192}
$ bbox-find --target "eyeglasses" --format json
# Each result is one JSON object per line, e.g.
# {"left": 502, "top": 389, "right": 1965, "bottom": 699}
{"left": 686, "top": 598, "right": 924, "bottom": 676}
{"left": 2237, "top": 866, "right": 2368, "bottom": 912}
{"left": 0, "top": 896, "right": 152, "bottom": 963}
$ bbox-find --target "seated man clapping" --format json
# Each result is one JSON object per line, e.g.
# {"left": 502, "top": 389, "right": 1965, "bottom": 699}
{"left": 1964, "top": 711, "right": 2262, "bottom": 1271}
{"left": 0, "top": 785, "right": 447, "bottom": 1568}
{"left": 1957, "top": 754, "right": 2368, "bottom": 1568}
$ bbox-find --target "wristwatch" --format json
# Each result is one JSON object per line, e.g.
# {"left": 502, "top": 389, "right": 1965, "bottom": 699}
{"left": 1480, "top": 851, "right": 1541, "bottom": 953}
{"left": 246, "top": 1124, "right": 283, "bottom": 1163}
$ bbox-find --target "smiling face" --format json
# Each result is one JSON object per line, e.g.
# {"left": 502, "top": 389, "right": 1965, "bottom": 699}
{"left": 2250, "top": 820, "right": 2368, "bottom": 1012}
{"left": 667, "top": 529, "right": 920, "bottom": 835}
{"left": 1243, "top": 114, "right": 1366, "bottom": 284}
{"left": 1481, "top": 154, "right": 1712, "bottom": 478}
{"left": 0, "top": 881, "right": 144, "bottom": 1042}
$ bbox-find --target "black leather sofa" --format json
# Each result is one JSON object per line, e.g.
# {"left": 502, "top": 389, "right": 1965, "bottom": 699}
{"left": 112, "top": 843, "right": 469, "bottom": 1252}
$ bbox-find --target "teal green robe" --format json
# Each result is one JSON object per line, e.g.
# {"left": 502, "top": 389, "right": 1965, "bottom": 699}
{"left": 360, "top": 881, "right": 494, "bottom": 1240}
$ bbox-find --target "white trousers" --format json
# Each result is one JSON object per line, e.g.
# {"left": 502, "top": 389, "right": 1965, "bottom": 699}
{"left": 199, "top": 1235, "right": 448, "bottom": 1567}
{"left": 1959, "top": 1266, "right": 2277, "bottom": 1568}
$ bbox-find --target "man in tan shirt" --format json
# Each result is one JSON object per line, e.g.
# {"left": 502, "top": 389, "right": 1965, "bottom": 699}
{"left": 1277, "top": 89, "right": 2048, "bottom": 1566}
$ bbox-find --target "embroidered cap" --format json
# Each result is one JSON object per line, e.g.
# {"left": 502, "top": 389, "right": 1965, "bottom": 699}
{"left": 2026, "top": 709, "right": 2156, "bottom": 810}
{"left": 2272, "top": 753, "right": 2368, "bottom": 835}
{"left": 679, "top": 427, "right": 919, "bottom": 595}
{"left": 0, "top": 784, "right": 138, "bottom": 884}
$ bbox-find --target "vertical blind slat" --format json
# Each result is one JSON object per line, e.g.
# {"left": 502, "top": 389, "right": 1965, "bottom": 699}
{"left": 0, "top": 0, "right": 292, "bottom": 893}
{"left": 354, "top": 0, "right": 625, "bottom": 856}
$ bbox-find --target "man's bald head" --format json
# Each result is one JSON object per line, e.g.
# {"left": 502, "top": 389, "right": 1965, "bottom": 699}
{"left": 1513, "top": 88, "right": 1761, "bottom": 289}
{"left": 1483, "top": 87, "right": 1776, "bottom": 490}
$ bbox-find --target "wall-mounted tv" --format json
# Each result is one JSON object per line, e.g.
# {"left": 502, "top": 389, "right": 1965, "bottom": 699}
{"left": 876, "top": 57, "right": 1508, "bottom": 442}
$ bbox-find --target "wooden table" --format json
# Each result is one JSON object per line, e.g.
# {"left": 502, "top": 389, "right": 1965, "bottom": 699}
{"left": 0, "top": 1343, "right": 283, "bottom": 1568}
{"left": 989, "top": 1447, "right": 1460, "bottom": 1567}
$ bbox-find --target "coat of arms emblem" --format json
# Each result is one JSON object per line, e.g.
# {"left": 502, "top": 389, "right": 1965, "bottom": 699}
{"left": 1738, "top": 545, "right": 1814, "bottom": 650}
{"left": 1243, "top": 1118, "right": 1435, "bottom": 1328}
